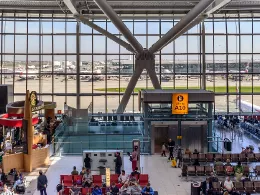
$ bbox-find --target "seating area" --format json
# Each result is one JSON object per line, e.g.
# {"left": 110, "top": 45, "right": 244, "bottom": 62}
{"left": 60, "top": 173, "right": 149, "bottom": 195}
{"left": 182, "top": 153, "right": 260, "bottom": 163}
{"left": 210, "top": 180, "right": 260, "bottom": 194}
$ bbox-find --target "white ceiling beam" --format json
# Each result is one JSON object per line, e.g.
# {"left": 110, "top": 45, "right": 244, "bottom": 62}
{"left": 149, "top": 0, "right": 214, "bottom": 54}
{"left": 94, "top": 0, "right": 143, "bottom": 53}
{"left": 205, "top": 0, "right": 231, "bottom": 15}
{"left": 63, "top": 0, "right": 136, "bottom": 53}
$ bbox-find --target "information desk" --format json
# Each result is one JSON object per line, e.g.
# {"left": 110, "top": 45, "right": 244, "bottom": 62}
{"left": 82, "top": 150, "right": 123, "bottom": 171}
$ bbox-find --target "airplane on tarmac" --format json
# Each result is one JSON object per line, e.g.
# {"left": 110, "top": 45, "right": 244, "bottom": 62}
{"left": 18, "top": 70, "right": 38, "bottom": 80}
{"left": 236, "top": 87, "right": 260, "bottom": 113}
{"left": 229, "top": 62, "right": 250, "bottom": 73}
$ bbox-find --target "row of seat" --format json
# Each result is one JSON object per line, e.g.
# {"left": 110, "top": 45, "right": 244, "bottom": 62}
{"left": 184, "top": 165, "right": 254, "bottom": 177}
{"left": 62, "top": 187, "right": 106, "bottom": 195}
{"left": 212, "top": 181, "right": 260, "bottom": 193}
{"left": 60, "top": 174, "right": 149, "bottom": 188}
{"left": 182, "top": 153, "right": 260, "bottom": 163}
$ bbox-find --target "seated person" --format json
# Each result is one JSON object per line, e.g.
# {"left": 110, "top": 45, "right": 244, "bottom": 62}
{"left": 141, "top": 183, "right": 154, "bottom": 195}
{"left": 71, "top": 166, "right": 79, "bottom": 175}
{"left": 131, "top": 168, "right": 140, "bottom": 181}
{"left": 119, "top": 170, "right": 129, "bottom": 185}
{"left": 1, "top": 184, "right": 12, "bottom": 195}
{"left": 82, "top": 169, "right": 92, "bottom": 188}
{"left": 223, "top": 177, "right": 234, "bottom": 194}
{"left": 209, "top": 172, "right": 218, "bottom": 182}
{"left": 129, "top": 181, "right": 142, "bottom": 195}
{"left": 214, "top": 159, "right": 223, "bottom": 168}
{"left": 234, "top": 161, "right": 244, "bottom": 182}
{"left": 201, "top": 178, "right": 213, "bottom": 195}
{"left": 92, "top": 185, "right": 102, "bottom": 195}
{"left": 192, "top": 159, "right": 200, "bottom": 166}
{"left": 110, "top": 182, "right": 119, "bottom": 195}
{"left": 243, "top": 174, "right": 251, "bottom": 182}
{"left": 224, "top": 159, "right": 233, "bottom": 175}
{"left": 120, "top": 183, "right": 130, "bottom": 195}
{"left": 12, "top": 172, "right": 23, "bottom": 192}
{"left": 193, "top": 149, "right": 199, "bottom": 154}
{"left": 80, "top": 167, "right": 86, "bottom": 176}
{"left": 69, "top": 183, "right": 81, "bottom": 195}
{"left": 0, "top": 168, "right": 6, "bottom": 184}
{"left": 184, "top": 148, "right": 191, "bottom": 155}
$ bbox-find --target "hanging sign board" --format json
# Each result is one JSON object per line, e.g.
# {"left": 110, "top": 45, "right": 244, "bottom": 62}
{"left": 172, "top": 93, "right": 189, "bottom": 114}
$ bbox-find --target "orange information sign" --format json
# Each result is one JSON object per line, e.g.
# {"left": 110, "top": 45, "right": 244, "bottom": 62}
{"left": 172, "top": 93, "right": 189, "bottom": 114}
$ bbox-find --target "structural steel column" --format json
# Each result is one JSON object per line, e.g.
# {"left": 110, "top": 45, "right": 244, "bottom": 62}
{"left": 117, "top": 65, "right": 143, "bottom": 113}
{"left": 201, "top": 21, "right": 206, "bottom": 90}
{"left": 94, "top": 0, "right": 143, "bottom": 53}
{"left": 76, "top": 22, "right": 81, "bottom": 109}
{"left": 208, "top": 103, "right": 213, "bottom": 152}
{"left": 147, "top": 59, "right": 161, "bottom": 89}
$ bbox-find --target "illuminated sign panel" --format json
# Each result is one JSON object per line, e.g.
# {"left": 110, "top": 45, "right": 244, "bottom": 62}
{"left": 172, "top": 93, "right": 188, "bottom": 114}
{"left": 106, "top": 168, "right": 110, "bottom": 187}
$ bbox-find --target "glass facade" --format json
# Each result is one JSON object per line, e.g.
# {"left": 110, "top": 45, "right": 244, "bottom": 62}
{"left": 1, "top": 12, "right": 260, "bottom": 114}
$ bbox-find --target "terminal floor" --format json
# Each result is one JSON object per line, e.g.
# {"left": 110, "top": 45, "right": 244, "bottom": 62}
{"left": 28, "top": 127, "right": 260, "bottom": 195}
{"left": 30, "top": 155, "right": 190, "bottom": 195}
{"left": 215, "top": 125, "right": 260, "bottom": 153}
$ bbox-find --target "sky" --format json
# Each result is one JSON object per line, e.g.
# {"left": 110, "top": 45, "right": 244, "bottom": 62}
{"left": 1, "top": 18, "right": 260, "bottom": 62}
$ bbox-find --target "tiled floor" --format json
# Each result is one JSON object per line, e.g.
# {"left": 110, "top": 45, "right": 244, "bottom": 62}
{"left": 27, "top": 124, "right": 260, "bottom": 195}
{"left": 31, "top": 155, "right": 191, "bottom": 195}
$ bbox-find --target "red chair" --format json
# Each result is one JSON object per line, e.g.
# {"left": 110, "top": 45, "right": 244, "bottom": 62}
{"left": 93, "top": 175, "right": 102, "bottom": 187}
{"left": 110, "top": 174, "right": 119, "bottom": 185}
{"left": 63, "top": 188, "right": 70, "bottom": 195}
{"left": 63, "top": 175, "right": 73, "bottom": 187}
{"left": 73, "top": 175, "right": 83, "bottom": 186}
{"left": 139, "top": 174, "right": 149, "bottom": 187}
{"left": 60, "top": 175, "right": 70, "bottom": 184}
{"left": 81, "top": 188, "right": 91, "bottom": 195}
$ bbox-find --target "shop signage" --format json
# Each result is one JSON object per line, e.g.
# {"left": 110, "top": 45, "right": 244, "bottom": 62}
{"left": 30, "top": 91, "right": 44, "bottom": 112}
{"left": 106, "top": 168, "right": 110, "bottom": 187}
{"left": 57, "top": 110, "right": 62, "bottom": 114}
{"left": 30, "top": 91, "right": 37, "bottom": 107}
{"left": 172, "top": 93, "right": 188, "bottom": 114}
{"left": 177, "top": 136, "right": 182, "bottom": 140}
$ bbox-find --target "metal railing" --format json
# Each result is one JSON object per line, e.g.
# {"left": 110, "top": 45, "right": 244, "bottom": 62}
{"left": 52, "top": 140, "right": 151, "bottom": 155}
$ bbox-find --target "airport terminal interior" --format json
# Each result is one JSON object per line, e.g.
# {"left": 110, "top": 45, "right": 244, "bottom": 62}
{"left": 1, "top": 0, "right": 260, "bottom": 195}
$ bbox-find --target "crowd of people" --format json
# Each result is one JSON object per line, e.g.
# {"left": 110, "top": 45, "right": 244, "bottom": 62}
{"left": 61, "top": 166, "right": 154, "bottom": 195}
{"left": 0, "top": 168, "right": 26, "bottom": 194}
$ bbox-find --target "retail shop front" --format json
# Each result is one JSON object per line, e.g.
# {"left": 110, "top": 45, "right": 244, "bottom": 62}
{"left": 1, "top": 91, "right": 56, "bottom": 172}
{"left": 139, "top": 89, "right": 214, "bottom": 154}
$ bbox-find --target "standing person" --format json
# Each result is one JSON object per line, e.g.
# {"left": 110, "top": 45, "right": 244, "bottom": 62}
{"left": 84, "top": 154, "right": 92, "bottom": 170}
{"left": 177, "top": 147, "right": 182, "bottom": 168}
{"left": 131, "top": 147, "right": 138, "bottom": 172}
{"left": 161, "top": 143, "right": 166, "bottom": 157}
{"left": 167, "top": 138, "right": 175, "bottom": 161}
{"left": 37, "top": 170, "right": 48, "bottom": 195}
{"left": 115, "top": 152, "right": 122, "bottom": 175}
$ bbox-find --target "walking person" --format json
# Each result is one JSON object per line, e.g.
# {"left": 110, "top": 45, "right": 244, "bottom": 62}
{"left": 37, "top": 170, "right": 48, "bottom": 195}
{"left": 115, "top": 152, "right": 122, "bottom": 175}
{"left": 167, "top": 138, "right": 175, "bottom": 161}
{"left": 161, "top": 143, "right": 166, "bottom": 157}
